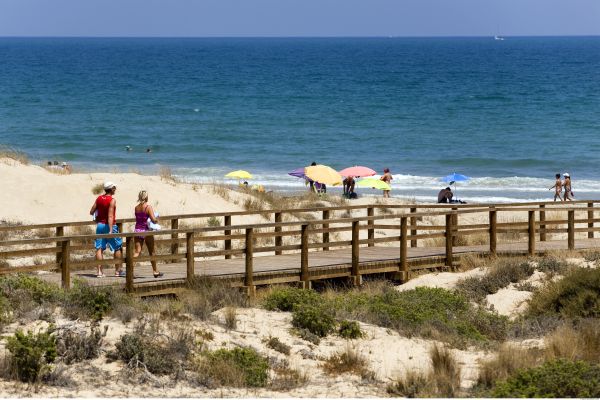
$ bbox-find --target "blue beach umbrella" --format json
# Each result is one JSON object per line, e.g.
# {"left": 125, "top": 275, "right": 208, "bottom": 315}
{"left": 441, "top": 172, "right": 470, "bottom": 198}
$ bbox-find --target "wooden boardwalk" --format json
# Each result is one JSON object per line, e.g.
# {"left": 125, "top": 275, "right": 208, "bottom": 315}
{"left": 38, "top": 237, "right": 600, "bottom": 294}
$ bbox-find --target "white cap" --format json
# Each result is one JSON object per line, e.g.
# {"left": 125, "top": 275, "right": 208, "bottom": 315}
{"left": 103, "top": 181, "right": 116, "bottom": 190}
{"left": 61, "top": 162, "right": 67, "bottom": 166}
{"left": 563, "top": 173, "right": 570, "bottom": 178}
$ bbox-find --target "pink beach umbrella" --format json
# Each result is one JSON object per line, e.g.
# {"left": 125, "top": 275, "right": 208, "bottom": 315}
{"left": 338, "top": 166, "right": 376, "bottom": 178}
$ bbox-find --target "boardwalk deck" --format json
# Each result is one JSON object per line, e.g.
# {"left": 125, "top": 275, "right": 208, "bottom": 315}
{"left": 38, "top": 238, "right": 600, "bottom": 294}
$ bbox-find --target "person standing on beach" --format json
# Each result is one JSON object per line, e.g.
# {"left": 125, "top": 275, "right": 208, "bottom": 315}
{"left": 133, "top": 190, "right": 162, "bottom": 278}
{"left": 89, "top": 182, "right": 124, "bottom": 277}
{"left": 549, "top": 173, "right": 563, "bottom": 201}
{"left": 563, "top": 173, "right": 574, "bottom": 201}
{"left": 381, "top": 168, "right": 392, "bottom": 198}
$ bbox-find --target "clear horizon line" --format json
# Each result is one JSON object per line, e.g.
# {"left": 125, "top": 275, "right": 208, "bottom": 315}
{"left": 1, "top": 34, "right": 599, "bottom": 39}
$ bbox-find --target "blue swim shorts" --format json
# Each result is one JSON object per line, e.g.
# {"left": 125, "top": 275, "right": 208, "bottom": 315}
{"left": 95, "top": 223, "right": 123, "bottom": 252}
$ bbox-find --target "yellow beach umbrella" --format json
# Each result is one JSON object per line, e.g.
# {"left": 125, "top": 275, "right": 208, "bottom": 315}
{"left": 305, "top": 165, "right": 342, "bottom": 186}
{"left": 225, "top": 170, "right": 253, "bottom": 180}
{"left": 356, "top": 178, "right": 391, "bottom": 191}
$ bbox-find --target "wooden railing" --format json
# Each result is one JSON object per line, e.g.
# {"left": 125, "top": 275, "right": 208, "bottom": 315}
{"left": 1, "top": 200, "right": 599, "bottom": 292}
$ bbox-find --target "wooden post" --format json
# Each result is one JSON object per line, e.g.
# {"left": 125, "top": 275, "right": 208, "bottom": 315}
{"left": 451, "top": 207, "right": 458, "bottom": 246}
{"left": 300, "top": 224, "right": 310, "bottom": 289}
{"left": 186, "top": 232, "right": 195, "bottom": 283}
{"left": 489, "top": 209, "right": 497, "bottom": 256}
{"left": 588, "top": 202, "right": 594, "bottom": 239}
{"left": 367, "top": 207, "right": 374, "bottom": 247}
{"left": 245, "top": 228, "right": 255, "bottom": 295}
{"left": 539, "top": 204, "right": 546, "bottom": 242}
{"left": 55, "top": 226, "right": 64, "bottom": 265}
{"left": 60, "top": 239, "right": 70, "bottom": 290}
{"left": 410, "top": 207, "right": 417, "bottom": 248}
{"left": 224, "top": 215, "right": 232, "bottom": 259}
{"left": 125, "top": 236, "right": 134, "bottom": 293}
{"left": 528, "top": 210, "right": 536, "bottom": 256}
{"left": 351, "top": 220, "right": 361, "bottom": 285}
{"left": 275, "top": 212, "right": 282, "bottom": 255}
{"left": 446, "top": 213, "right": 454, "bottom": 269}
{"left": 568, "top": 210, "right": 575, "bottom": 251}
{"left": 322, "top": 210, "right": 330, "bottom": 251}
{"left": 400, "top": 216, "right": 408, "bottom": 282}
{"left": 170, "top": 218, "right": 179, "bottom": 262}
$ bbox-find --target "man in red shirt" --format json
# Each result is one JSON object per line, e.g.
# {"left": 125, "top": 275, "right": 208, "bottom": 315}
{"left": 89, "top": 181, "right": 124, "bottom": 277}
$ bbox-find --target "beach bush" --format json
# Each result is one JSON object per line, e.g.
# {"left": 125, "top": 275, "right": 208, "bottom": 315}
{"left": 544, "top": 319, "right": 600, "bottom": 363}
{"left": 337, "top": 320, "right": 363, "bottom": 339}
{"left": 296, "top": 328, "right": 321, "bottom": 345}
{"left": 182, "top": 278, "right": 248, "bottom": 320}
{"left": 6, "top": 328, "right": 57, "bottom": 383}
{"left": 266, "top": 336, "right": 291, "bottom": 355}
{"left": 91, "top": 183, "right": 104, "bottom": 195}
{"left": 535, "top": 256, "right": 571, "bottom": 275}
{"left": 490, "top": 359, "right": 600, "bottom": 398}
{"left": 270, "top": 363, "right": 308, "bottom": 391}
{"left": 56, "top": 324, "right": 104, "bottom": 364}
{"left": 63, "top": 281, "right": 113, "bottom": 320}
{"left": 112, "top": 333, "right": 178, "bottom": 375}
{"left": 194, "top": 347, "right": 269, "bottom": 388}
{"left": 291, "top": 303, "right": 336, "bottom": 337}
{"left": 456, "top": 258, "right": 535, "bottom": 303}
{"left": 0, "top": 274, "right": 62, "bottom": 305}
{"left": 333, "top": 285, "right": 508, "bottom": 346}
{"left": 475, "top": 344, "right": 541, "bottom": 391}
{"left": 527, "top": 267, "right": 600, "bottom": 318}
{"left": 263, "top": 286, "right": 322, "bottom": 312}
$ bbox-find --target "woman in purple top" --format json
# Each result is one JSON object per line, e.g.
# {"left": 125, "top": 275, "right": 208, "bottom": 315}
{"left": 133, "top": 190, "right": 162, "bottom": 277}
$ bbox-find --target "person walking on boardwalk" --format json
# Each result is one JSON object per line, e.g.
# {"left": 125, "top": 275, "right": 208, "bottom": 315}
{"left": 133, "top": 190, "right": 163, "bottom": 278}
{"left": 89, "top": 181, "right": 124, "bottom": 277}
{"left": 563, "top": 173, "right": 574, "bottom": 201}
{"left": 549, "top": 173, "right": 564, "bottom": 201}
{"left": 381, "top": 168, "right": 393, "bottom": 198}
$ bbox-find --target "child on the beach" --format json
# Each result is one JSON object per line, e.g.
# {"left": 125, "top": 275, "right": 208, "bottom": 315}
{"left": 381, "top": 168, "right": 392, "bottom": 198}
{"left": 549, "top": 173, "right": 563, "bottom": 201}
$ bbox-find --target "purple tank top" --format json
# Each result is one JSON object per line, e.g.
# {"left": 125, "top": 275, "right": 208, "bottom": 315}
{"left": 135, "top": 206, "right": 149, "bottom": 231}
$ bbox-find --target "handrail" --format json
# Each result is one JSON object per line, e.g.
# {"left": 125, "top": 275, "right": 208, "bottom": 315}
{"left": 1, "top": 201, "right": 598, "bottom": 293}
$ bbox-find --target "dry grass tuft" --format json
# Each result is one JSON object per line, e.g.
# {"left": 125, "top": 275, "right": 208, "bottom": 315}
{"left": 387, "top": 370, "right": 432, "bottom": 398}
{"left": 322, "top": 346, "right": 373, "bottom": 379}
{"left": 476, "top": 343, "right": 541, "bottom": 390}
{"left": 91, "top": 183, "right": 104, "bottom": 195}
{"left": 270, "top": 363, "right": 308, "bottom": 391}
{"left": 0, "top": 147, "right": 29, "bottom": 165}
{"left": 458, "top": 253, "right": 487, "bottom": 271}
{"left": 429, "top": 344, "right": 461, "bottom": 397}
{"left": 159, "top": 166, "right": 177, "bottom": 182}
{"left": 544, "top": 320, "right": 600, "bottom": 363}
{"left": 224, "top": 306, "right": 237, "bottom": 330}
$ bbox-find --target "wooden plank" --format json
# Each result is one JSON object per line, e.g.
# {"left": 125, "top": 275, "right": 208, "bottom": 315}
{"left": 367, "top": 207, "right": 375, "bottom": 247}
{"left": 322, "top": 210, "right": 330, "bottom": 251}
{"left": 245, "top": 228, "right": 254, "bottom": 288}
{"left": 275, "top": 212, "right": 282, "bottom": 255}
{"left": 489, "top": 209, "right": 497, "bottom": 256}
{"left": 539, "top": 204, "right": 546, "bottom": 241}
{"left": 224, "top": 215, "right": 232, "bottom": 259}
{"left": 528, "top": 210, "right": 535, "bottom": 256}
{"left": 589, "top": 202, "right": 594, "bottom": 239}
{"left": 125, "top": 237, "right": 134, "bottom": 293}
{"left": 400, "top": 216, "right": 408, "bottom": 282}
{"left": 446, "top": 213, "right": 453, "bottom": 269}
{"left": 170, "top": 218, "right": 179, "bottom": 263}
{"left": 410, "top": 207, "right": 417, "bottom": 248}
{"left": 187, "top": 232, "right": 195, "bottom": 282}
{"left": 351, "top": 220, "right": 360, "bottom": 284}
{"left": 568, "top": 210, "right": 575, "bottom": 250}
{"left": 301, "top": 224, "right": 309, "bottom": 287}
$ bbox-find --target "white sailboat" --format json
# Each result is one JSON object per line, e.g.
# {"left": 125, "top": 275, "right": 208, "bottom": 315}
{"left": 494, "top": 35, "right": 505, "bottom": 41}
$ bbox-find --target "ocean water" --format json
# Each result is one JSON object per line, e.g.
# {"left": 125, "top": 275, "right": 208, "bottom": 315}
{"left": 1, "top": 37, "right": 600, "bottom": 202}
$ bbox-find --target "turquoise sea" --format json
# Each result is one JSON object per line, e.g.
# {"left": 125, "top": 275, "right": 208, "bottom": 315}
{"left": 1, "top": 37, "right": 600, "bottom": 202}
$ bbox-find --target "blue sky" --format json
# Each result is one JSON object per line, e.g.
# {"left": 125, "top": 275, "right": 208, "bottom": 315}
{"left": 1, "top": 0, "right": 599, "bottom": 37}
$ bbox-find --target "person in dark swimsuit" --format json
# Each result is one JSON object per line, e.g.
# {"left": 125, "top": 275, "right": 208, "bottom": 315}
{"left": 133, "top": 190, "right": 162, "bottom": 278}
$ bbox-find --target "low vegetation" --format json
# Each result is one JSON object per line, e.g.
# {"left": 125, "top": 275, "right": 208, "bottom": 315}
{"left": 193, "top": 347, "right": 269, "bottom": 388}
{"left": 5, "top": 328, "right": 57, "bottom": 383}
{"left": 322, "top": 346, "right": 373, "bottom": 379}
{"left": 264, "top": 283, "right": 508, "bottom": 347}
{"left": 527, "top": 266, "right": 600, "bottom": 318}
{"left": 490, "top": 359, "right": 600, "bottom": 398}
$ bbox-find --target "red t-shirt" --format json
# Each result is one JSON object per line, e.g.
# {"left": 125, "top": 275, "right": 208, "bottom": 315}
{"left": 95, "top": 195, "right": 116, "bottom": 224}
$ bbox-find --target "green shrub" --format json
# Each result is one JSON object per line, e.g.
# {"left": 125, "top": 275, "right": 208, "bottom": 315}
{"left": 491, "top": 359, "right": 600, "bottom": 398}
{"left": 292, "top": 304, "right": 336, "bottom": 337}
{"left": 536, "top": 256, "right": 570, "bottom": 275}
{"left": 64, "top": 281, "right": 113, "bottom": 320}
{"left": 335, "top": 286, "right": 508, "bottom": 345}
{"left": 456, "top": 259, "right": 535, "bottom": 303}
{"left": 6, "top": 328, "right": 57, "bottom": 382}
{"left": 527, "top": 267, "right": 600, "bottom": 318}
{"left": 206, "top": 216, "right": 221, "bottom": 227}
{"left": 195, "top": 347, "right": 269, "bottom": 388}
{"left": 263, "top": 287, "right": 322, "bottom": 312}
{"left": 266, "top": 336, "right": 291, "bottom": 355}
{"left": 0, "top": 274, "right": 61, "bottom": 304}
{"left": 296, "top": 328, "right": 321, "bottom": 345}
{"left": 338, "top": 320, "right": 363, "bottom": 339}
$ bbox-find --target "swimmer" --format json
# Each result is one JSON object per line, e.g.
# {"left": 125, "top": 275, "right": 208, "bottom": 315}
{"left": 125, "top": 145, "right": 132, "bottom": 152}
{"left": 549, "top": 173, "right": 563, "bottom": 201}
